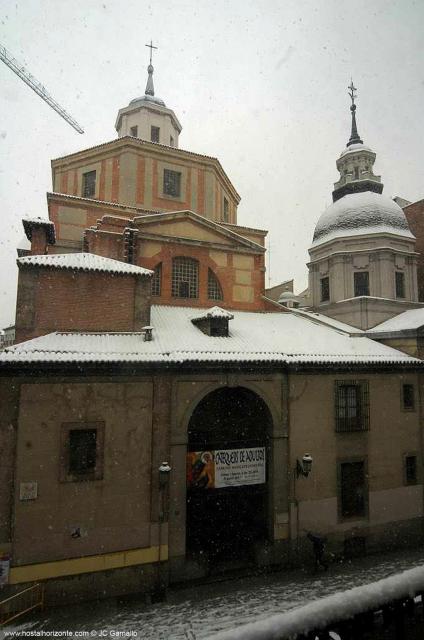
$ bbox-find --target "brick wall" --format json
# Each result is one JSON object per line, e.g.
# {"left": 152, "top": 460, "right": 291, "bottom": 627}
{"left": 404, "top": 199, "right": 424, "bottom": 301}
{"left": 15, "top": 268, "right": 151, "bottom": 342}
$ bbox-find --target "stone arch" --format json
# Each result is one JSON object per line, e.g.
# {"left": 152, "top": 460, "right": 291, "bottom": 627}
{"left": 185, "top": 385, "right": 273, "bottom": 563}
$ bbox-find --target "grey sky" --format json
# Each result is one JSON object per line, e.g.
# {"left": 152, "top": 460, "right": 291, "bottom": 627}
{"left": 1, "top": 0, "right": 423, "bottom": 327}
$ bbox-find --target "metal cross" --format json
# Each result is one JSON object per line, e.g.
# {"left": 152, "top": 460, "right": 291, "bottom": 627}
{"left": 348, "top": 79, "right": 357, "bottom": 106}
{"left": 145, "top": 40, "right": 158, "bottom": 65}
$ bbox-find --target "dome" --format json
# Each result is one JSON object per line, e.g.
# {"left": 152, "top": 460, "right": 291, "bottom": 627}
{"left": 278, "top": 291, "right": 298, "bottom": 302}
{"left": 129, "top": 94, "right": 166, "bottom": 107}
{"left": 312, "top": 191, "right": 414, "bottom": 247}
{"left": 339, "top": 143, "right": 373, "bottom": 158}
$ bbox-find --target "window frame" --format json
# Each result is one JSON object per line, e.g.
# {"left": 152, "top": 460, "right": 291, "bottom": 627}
{"left": 395, "top": 271, "right": 406, "bottom": 299}
{"left": 404, "top": 453, "right": 418, "bottom": 486}
{"left": 163, "top": 169, "right": 182, "bottom": 198}
{"left": 172, "top": 257, "right": 199, "bottom": 299}
{"left": 320, "top": 276, "right": 330, "bottom": 302}
{"left": 223, "top": 197, "right": 229, "bottom": 222}
{"left": 151, "top": 263, "right": 162, "bottom": 297}
{"left": 60, "top": 421, "right": 104, "bottom": 483}
{"left": 335, "top": 380, "right": 370, "bottom": 433}
{"left": 354, "top": 271, "right": 370, "bottom": 297}
{"left": 401, "top": 383, "right": 415, "bottom": 412}
{"left": 207, "top": 268, "right": 223, "bottom": 301}
{"left": 130, "top": 125, "right": 138, "bottom": 138}
{"left": 82, "top": 170, "right": 96, "bottom": 199}
{"left": 151, "top": 126, "right": 160, "bottom": 143}
{"left": 338, "top": 457, "right": 368, "bottom": 521}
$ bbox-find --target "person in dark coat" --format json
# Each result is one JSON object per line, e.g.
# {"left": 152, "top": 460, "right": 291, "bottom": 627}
{"left": 307, "top": 531, "right": 328, "bottom": 570}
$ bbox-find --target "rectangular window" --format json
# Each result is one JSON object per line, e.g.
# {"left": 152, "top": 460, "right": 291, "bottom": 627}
{"left": 60, "top": 422, "right": 104, "bottom": 482}
{"left": 164, "top": 169, "right": 181, "bottom": 197}
{"left": 172, "top": 257, "right": 199, "bottom": 298}
{"left": 396, "top": 271, "right": 405, "bottom": 298}
{"left": 69, "top": 429, "right": 97, "bottom": 475}
{"left": 170, "top": 136, "right": 174, "bottom": 147}
{"left": 354, "top": 271, "right": 369, "bottom": 297}
{"left": 335, "top": 380, "right": 369, "bottom": 432}
{"left": 151, "top": 126, "right": 160, "bottom": 143}
{"left": 405, "top": 455, "right": 417, "bottom": 485}
{"left": 223, "top": 197, "right": 229, "bottom": 222}
{"left": 130, "top": 125, "right": 138, "bottom": 137}
{"left": 340, "top": 461, "right": 366, "bottom": 519}
{"left": 402, "top": 383, "right": 415, "bottom": 411}
{"left": 320, "top": 276, "right": 330, "bottom": 302}
{"left": 82, "top": 170, "right": 96, "bottom": 198}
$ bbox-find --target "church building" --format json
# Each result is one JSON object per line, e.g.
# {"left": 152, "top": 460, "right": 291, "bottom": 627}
{"left": 0, "top": 61, "right": 423, "bottom": 605}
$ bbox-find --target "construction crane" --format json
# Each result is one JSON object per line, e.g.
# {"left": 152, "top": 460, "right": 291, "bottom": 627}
{"left": 0, "top": 43, "right": 84, "bottom": 134}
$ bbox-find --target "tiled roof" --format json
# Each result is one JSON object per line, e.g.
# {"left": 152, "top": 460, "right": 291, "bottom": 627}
{"left": 1, "top": 305, "right": 420, "bottom": 367}
{"left": 17, "top": 253, "right": 153, "bottom": 277}
{"left": 22, "top": 217, "right": 56, "bottom": 244}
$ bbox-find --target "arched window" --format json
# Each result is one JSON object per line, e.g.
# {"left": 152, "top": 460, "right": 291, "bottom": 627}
{"left": 151, "top": 263, "right": 162, "bottom": 296}
{"left": 207, "top": 268, "right": 223, "bottom": 301}
{"left": 172, "top": 257, "right": 199, "bottom": 298}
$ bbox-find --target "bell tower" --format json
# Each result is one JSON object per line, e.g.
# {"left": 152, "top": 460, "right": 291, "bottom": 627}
{"left": 332, "top": 81, "right": 383, "bottom": 203}
{"left": 115, "top": 41, "right": 182, "bottom": 147}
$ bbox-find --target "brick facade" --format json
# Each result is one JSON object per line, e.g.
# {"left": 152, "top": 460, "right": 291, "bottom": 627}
{"left": 404, "top": 199, "right": 424, "bottom": 301}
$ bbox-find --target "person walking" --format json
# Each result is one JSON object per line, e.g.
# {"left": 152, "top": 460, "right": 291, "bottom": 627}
{"left": 307, "top": 531, "right": 329, "bottom": 570}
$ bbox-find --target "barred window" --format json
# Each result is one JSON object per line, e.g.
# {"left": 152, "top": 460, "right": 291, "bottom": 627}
{"left": 402, "top": 383, "right": 415, "bottom": 411}
{"left": 172, "top": 257, "right": 198, "bottom": 298}
{"left": 208, "top": 269, "right": 223, "bottom": 301}
{"left": 335, "top": 380, "right": 369, "bottom": 432}
{"left": 82, "top": 170, "right": 96, "bottom": 198}
{"left": 151, "top": 126, "right": 160, "bottom": 143}
{"left": 151, "top": 263, "right": 162, "bottom": 297}
{"left": 164, "top": 169, "right": 181, "bottom": 197}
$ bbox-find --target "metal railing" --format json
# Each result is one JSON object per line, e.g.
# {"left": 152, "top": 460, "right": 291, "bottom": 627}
{"left": 0, "top": 583, "right": 44, "bottom": 626}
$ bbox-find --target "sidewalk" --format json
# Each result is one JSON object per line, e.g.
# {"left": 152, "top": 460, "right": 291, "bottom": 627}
{"left": 3, "top": 546, "right": 424, "bottom": 639}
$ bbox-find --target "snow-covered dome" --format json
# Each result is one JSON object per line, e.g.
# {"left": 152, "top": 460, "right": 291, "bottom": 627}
{"left": 312, "top": 192, "right": 414, "bottom": 247}
{"left": 339, "top": 142, "right": 373, "bottom": 158}
{"left": 129, "top": 94, "right": 166, "bottom": 107}
{"left": 278, "top": 291, "right": 298, "bottom": 302}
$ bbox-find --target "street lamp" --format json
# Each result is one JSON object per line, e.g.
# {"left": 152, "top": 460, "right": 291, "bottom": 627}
{"left": 155, "top": 462, "right": 172, "bottom": 602}
{"left": 159, "top": 461, "right": 171, "bottom": 489}
{"left": 296, "top": 453, "right": 313, "bottom": 478}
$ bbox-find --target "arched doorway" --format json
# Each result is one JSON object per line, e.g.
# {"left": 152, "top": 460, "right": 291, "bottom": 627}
{"left": 186, "top": 386, "right": 272, "bottom": 563}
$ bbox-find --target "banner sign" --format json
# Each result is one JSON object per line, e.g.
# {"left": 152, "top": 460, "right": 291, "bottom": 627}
{"left": 186, "top": 447, "right": 265, "bottom": 489}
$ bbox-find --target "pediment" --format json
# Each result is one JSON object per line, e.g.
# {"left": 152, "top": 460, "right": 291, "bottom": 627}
{"left": 134, "top": 211, "right": 263, "bottom": 251}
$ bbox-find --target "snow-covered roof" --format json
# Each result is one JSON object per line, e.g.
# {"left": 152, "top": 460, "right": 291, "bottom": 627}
{"left": 290, "top": 308, "right": 363, "bottom": 334}
{"left": 367, "top": 308, "right": 424, "bottom": 334}
{"left": 17, "top": 253, "right": 153, "bottom": 277}
{"left": 191, "top": 306, "right": 234, "bottom": 321}
{"left": 312, "top": 191, "right": 414, "bottom": 247}
{"left": 1, "top": 305, "right": 420, "bottom": 367}
{"left": 22, "top": 217, "right": 56, "bottom": 243}
{"left": 339, "top": 142, "right": 373, "bottom": 158}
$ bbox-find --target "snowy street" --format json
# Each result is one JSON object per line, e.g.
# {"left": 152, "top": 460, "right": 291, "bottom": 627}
{"left": 4, "top": 547, "right": 424, "bottom": 639}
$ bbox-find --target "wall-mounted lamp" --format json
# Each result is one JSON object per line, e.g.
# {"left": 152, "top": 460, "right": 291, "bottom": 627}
{"left": 159, "top": 461, "right": 171, "bottom": 488}
{"left": 296, "top": 453, "right": 313, "bottom": 478}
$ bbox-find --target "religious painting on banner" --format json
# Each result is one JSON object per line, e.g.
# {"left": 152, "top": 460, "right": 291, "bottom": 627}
{"left": 186, "top": 447, "right": 266, "bottom": 489}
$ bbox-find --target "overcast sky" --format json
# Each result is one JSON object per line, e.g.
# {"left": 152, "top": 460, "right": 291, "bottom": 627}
{"left": 1, "top": 0, "right": 423, "bottom": 327}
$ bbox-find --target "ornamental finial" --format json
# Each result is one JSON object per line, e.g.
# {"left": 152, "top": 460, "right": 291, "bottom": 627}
{"left": 346, "top": 79, "right": 363, "bottom": 147}
{"left": 144, "top": 40, "right": 158, "bottom": 96}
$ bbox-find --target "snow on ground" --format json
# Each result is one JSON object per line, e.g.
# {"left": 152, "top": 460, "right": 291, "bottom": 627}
{"left": 5, "top": 547, "right": 424, "bottom": 639}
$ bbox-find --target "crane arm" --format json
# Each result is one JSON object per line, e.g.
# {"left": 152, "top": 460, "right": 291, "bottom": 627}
{"left": 0, "top": 43, "right": 84, "bottom": 134}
